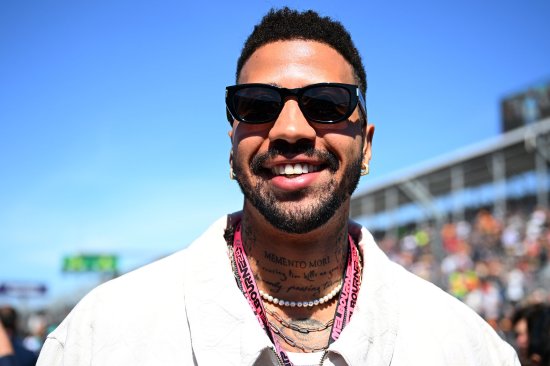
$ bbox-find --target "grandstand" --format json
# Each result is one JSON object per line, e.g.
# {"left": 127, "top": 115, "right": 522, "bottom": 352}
{"left": 350, "top": 80, "right": 550, "bottom": 290}
{"left": 353, "top": 78, "right": 550, "bottom": 228}
{"left": 352, "top": 116, "right": 550, "bottom": 230}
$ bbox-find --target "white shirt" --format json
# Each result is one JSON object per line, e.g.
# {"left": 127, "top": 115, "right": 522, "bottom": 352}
{"left": 37, "top": 216, "right": 520, "bottom": 366}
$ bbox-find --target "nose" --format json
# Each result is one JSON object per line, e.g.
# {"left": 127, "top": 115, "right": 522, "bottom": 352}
{"left": 268, "top": 99, "right": 317, "bottom": 144}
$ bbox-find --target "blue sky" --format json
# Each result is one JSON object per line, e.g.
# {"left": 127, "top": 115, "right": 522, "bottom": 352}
{"left": 0, "top": 0, "right": 549, "bottom": 307}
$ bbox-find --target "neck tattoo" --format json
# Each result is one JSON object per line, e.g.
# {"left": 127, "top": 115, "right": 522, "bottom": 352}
{"left": 228, "top": 221, "right": 362, "bottom": 364}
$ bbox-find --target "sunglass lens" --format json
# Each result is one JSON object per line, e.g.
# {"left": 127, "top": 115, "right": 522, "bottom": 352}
{"left": 233, "top": 87, "right": 281, "bottom": 123}
{"left": 302, "top": 86, "right": 351, "bottom": 122}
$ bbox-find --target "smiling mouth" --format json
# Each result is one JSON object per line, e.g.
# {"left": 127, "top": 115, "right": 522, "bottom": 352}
{"left": 271, "top": 163, "right": 322, "bottom": 176}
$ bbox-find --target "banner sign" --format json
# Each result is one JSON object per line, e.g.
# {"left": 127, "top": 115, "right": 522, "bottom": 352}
{"left": 0, "top": 282, "right": 47, "bottom": 297}
{"left": 62, "top": 254, "right": 118, "bottom": 273}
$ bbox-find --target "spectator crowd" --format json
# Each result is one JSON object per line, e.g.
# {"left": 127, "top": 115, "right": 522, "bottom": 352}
{"left": 377, "top": 203, "right": 550, "bottom": 364}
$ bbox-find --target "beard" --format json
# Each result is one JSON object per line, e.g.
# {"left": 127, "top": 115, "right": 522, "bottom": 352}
{"left": 233, "top": 143, "right": 362, "bottom": 234}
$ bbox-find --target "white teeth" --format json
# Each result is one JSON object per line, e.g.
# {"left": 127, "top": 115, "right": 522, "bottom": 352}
{"left": 272, "top": 163, "right": 319, "bottom": 176}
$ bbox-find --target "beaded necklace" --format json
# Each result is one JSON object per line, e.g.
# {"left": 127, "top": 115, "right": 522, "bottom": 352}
{"left": 258, "top": 280, "right": 343, "bottom": 308}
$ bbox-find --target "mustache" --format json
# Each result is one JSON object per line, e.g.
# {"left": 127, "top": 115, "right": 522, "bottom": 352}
{"left": 250, "top": 142, "right": 339, "bottom": 174}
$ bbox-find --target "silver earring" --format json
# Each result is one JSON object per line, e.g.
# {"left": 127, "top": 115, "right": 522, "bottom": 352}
{"left": 229, "top": 149, "right": 235, "bottom": 180}
{"left": 360, "top": 162, "right": 369, "bottom": 176}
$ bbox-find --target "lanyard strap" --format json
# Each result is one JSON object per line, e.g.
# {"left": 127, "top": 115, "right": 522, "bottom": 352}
{"left": 329, "top": 230, "right": 361, "bottom": 344}
{"left": 231, "top": 223, "right": 361, "bottom": 365}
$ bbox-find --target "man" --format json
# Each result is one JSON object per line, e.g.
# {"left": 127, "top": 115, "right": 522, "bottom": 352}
{"left": 512, "top": 303, "right": 550, "bottom": 365}
{"left": 38, "top": 8, "right": 519, "bottom": 366}
{"left": 0, "top": 306, "right": 38, "bottom": 366}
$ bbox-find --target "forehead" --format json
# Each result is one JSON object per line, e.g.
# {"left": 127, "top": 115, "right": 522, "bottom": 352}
{"left": 238, "top": 40, "right": 356, "bottom": 87}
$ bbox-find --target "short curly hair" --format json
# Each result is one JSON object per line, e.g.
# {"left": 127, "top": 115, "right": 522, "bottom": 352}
{"left": 236, "top": 7, "right": 367, "bottom": 95}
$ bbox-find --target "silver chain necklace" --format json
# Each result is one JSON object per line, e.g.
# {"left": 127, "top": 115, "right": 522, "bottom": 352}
{"left": 267, "top": 319, "right": 329, "bottom": 353}
{"left": 265, "top": 307, "right": 334, "bottom": 334}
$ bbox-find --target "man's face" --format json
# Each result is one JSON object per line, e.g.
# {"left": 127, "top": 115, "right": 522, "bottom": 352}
{"left": 230, "top": 40, "right": 373, "bottom": 233}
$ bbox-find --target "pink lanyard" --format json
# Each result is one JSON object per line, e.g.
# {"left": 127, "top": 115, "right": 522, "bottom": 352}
{"left": 231, "top": 223, "right": 361, "bottom": 365}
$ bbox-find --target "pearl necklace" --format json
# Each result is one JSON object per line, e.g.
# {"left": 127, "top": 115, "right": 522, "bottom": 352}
{"left": 259, "top": 281, "right": 343, "bottom": 307}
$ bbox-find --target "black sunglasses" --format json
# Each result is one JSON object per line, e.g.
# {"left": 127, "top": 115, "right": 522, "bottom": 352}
{"left": 225, "top": 83, "right": 366, "bottom": 125}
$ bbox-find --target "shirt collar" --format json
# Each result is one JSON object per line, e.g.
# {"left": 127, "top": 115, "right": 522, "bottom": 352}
{"left": 328, "top": 226, "right": 399, "bottom": 365}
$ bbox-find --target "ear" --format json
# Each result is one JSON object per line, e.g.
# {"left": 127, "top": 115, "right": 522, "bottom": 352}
{"left": 362, "top": 123, "right": 375, "bottom": 164}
